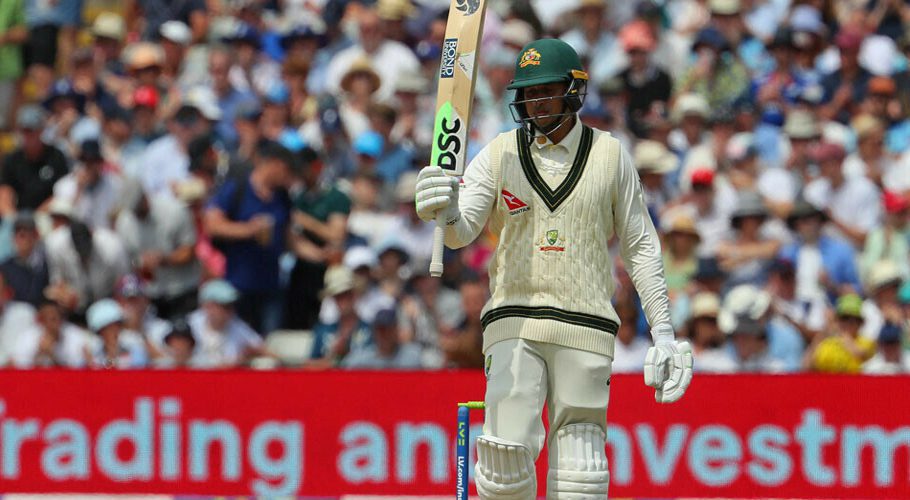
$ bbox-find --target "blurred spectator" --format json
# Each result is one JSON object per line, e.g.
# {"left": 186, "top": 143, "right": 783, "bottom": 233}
{"left": 9, "top": 297, "right": 91, "bottom": 368}
{"left": 225, "top": 22, "right": 280, "bottom": 98}
{"left": 675, "top": 168, "right": 732, "bottom": 257}
{"left": 52, "top": 138, "right": 123, "bottom": 229}
{"left": 41, "top": 78, "right": 98, "bottom": 159}
{"left": 86, "top": 298, "right": 148, "bottom": 369}
{"left": 139, "top": 0, "right": 209, "bottom": 43}
{"left": 560, "top": 0, "right": 626, "bottom": 85}
{"left": 206, "top": 44, "right": 257, "bottom": 152}
{"left": 439, "top": 275, "right": 486, "bottom": 369}
{"left": 386, "top": 171, "right": 434, "bottom": 266}
{"left": 282, "top": 57, "right": 316, "bottom": 129}
{"left": 619, "top": 20, "right": 672, "bottom": 138}
{"left": 805, "top": 293, "right": 876, "bottom": 373}
{"left": 399, "top": 266, "right": 464, "bottom": 368}
{"left": 286, "top": 147, "right": 350, "bottom": 329}
{"left": 342, "top": 307, "right": 421, "bottom": 369}
{"left": 844, "top": 114, "right": 910, "bottom": 193}
{"left": 368, "top": 102, "right": 414, "bottom": 186}
{"left": 90, "top": 13, "right": 126, "bottom": 82}
{"left": 861, "top": 191, "right": 910, "bottom": 281}
{"left": 0, "top": 211, "right": 48, "bottom": 306}
{"left": 674, "top": 26, "right": 749, "bottom": 109}
{"left": 342, "top": 245, "right": 395, "bottom": 323}
{"left": 347, "top": 169, "right": 394, "bottom": 247}
{"left": 804, "top": 141, "right": 881, "bottom": 248}
{"left": 158, "top": 20, "right": 193, "bottom": 88}
{"left": 44, "top": 216, "right": 129, "bottom": 313}
{"left": 780, "top": 198, "right": 861, "bottom": 302}
{"left": 767, "top": 258, "right": 827, "bottom": 344}
{"left": 667, "top": 93, "right": 710, "bottom": 161}
{"left": 137, "top": 104, "right": 208, "bottom": 197}
{"left": 116, "top": 179, "right": 201, "bottom": 320}
{"left": 187, "top": 279, "right": 267, "bottom": 368}
{"left": 859, "top": 260, "right": 903, "bottom": 341}
{"left": 717, "top": 191, "right": 779, "bottom": 288}
{"left": 718, "top": 285, "right": 788, "bottom": 372}
{"left": 684, "top": 291, "right": 736, "bottom": 372}
{"left": 338, "top": 58, "right": 381, "bottom": 141}
{"left": 0, "top": 271, "right": 36, "bottom": 365}
{"left": 325, "top": 8, "right": 419, "bottom": 101}
{"left": 635, "top": 140, "right": 676, "bottom": 219}
{"left": 309, "top": 265, "right": 372, "bottom": 368}
{"left": 0, "top": 0, "right": 27, "bottom": 131}
{"left": 155, "top": 319, "right": 196, "bottom": 369}
{"left": 113, "top": 274, "right": 171, "bottom": 361}
{"left": 660, "top": 211, "right": 701, "bottom": 295}
{"left": 0, "top": 106, "right": 68, "bottom": 214}
{"left": 862, "top": 322, "right": 910, "bottom": 374}
{"left": 819, "top": 27, "right": 869, "bottom": 123}
{"left": 23, "top": 0, "right": 81, "bottom": 98}
{"left": 612, "top": 292, "right": 651, "bottom": 373}
{"left": 205, "top": 140, "right": 293, "bottom": 334}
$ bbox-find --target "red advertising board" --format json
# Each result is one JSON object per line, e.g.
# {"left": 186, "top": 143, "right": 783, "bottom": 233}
{"left": 0, "top": 370, "right": 907, "bottom": 498}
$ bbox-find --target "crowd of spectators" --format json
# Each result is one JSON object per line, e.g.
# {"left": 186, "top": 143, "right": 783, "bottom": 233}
{"left": 0, "top": 0, "right": 909, "bottom": 374}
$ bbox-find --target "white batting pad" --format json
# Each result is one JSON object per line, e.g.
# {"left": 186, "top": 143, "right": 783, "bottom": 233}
{"left": 474, "top": 435, "right": 537, "bottom": 500}
{"left": 546, "top": 423, "right": 609, "bottom": 499}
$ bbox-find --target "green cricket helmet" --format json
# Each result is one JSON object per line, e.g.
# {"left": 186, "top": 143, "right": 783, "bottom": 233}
{"left": 508, "top": 38, "right": 589, "bottom": 133}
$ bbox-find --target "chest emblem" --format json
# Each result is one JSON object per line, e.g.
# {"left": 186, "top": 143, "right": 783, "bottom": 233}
{"left": 538, "top": 229, "right": 566, "bottom": 252}
{"left": 501, "top": 189, "right": 529, "bottom": 215}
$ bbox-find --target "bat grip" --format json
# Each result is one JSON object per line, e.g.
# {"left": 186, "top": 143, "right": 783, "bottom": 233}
{"left": 430, "top": 212, "right": 446, "bottom": 277}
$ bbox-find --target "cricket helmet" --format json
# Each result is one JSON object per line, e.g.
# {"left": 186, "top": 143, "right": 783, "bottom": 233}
{"left": 508, "top": 39, "right": 589, "bottom": 133}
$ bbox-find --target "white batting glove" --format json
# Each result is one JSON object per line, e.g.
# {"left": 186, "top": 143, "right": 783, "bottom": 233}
{"left": 415, "top": 166, "right": 460, "bottom": 224}
{"left": 644, "top": 324, "right": 693, "bottom": 403}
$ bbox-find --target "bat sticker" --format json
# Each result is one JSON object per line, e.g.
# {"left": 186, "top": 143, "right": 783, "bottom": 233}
{"left": 441, "top": 38, "right": 458, "bottom": 78}
{"left": 456, "top": 0, "right": 481, "bottom": 15}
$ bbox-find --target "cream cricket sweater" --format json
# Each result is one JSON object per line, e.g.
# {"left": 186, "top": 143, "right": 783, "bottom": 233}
{"left": 444, "top": 120, "right": 671, "bottom": 358}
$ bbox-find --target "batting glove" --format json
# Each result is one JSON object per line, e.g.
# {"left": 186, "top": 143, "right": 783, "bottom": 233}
{"left": 644, "top": 324, "right": 693, "bottom": 403}
{"left": 415, "top": 166, "right": 460, "bottom": 224}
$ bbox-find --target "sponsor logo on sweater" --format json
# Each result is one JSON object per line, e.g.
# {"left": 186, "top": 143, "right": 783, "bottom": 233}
{"left": 501, "top": 189, "right": 529, "bottom": 215}
{"left": 538, "top": 229, "right": 566, "bottom": 252}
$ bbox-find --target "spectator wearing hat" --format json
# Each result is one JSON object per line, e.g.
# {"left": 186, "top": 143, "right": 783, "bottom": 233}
{"left": 376, "top": 0, "right": 417, "bottom": 45}
{"left": 41, "top": 78, "right": 98, "bottom": 157}
{"left": 340, "top": 245, "right": 396, "bottom": 323}
{"left": 114, "top": 173, "right": 202, "bottom": 318}
{"left": 805, "top": 293, "right": 875, "bottom": 373}
{"left": 559, "top": 0, "right": 627, "bottom": 85}
{"left": 717, "top": 191, "right": 780, "bottom": 289}
{"left": 121, "top": 42, "right": 165, "bottom": 97}
{"left": 0, "top": 271, "right": 36, "bottom": 366}
{"left": 205, "top": 140, "right": 293, "bottom": 334}
{"left": 399, "top": 260, "right": 464, "bottom": 369}
{"left": 754, "top": 28, "right": 797, "bottom": 108}
{"left": 337, "top": 57, "right": 382, "bottom": 141}
{"left": 386, "top": 171, "right": 435, "bottom": 266}
{"left": 863, "top": 322, "right": 910, "bottom": 374}
{"left": 718, "top": 285, "right": 790, "bottom": 372}
{"left": 44, "top": 218, "right": 129, "bottom": 314}
{"left": 222, "top": 22, "right": 279, "bottom": 98}
{"left": 844, "top": 114, "right": 910, "bottom": 193}
{"left": 9, "top": 297, "right": 92, "bottom": 368}
{"left": 86, "top": 298, "right": 148, "bottom": 369}
{"left": 618, "top": 20, "right": 672, "bottom": 138}
{"left": 368, "top": 102, "right": 415, "bottom": 187}
{"left": 0, "top": 0, "right": 26, "bottom": 131}
{"left": 52, "top": 139, "right": 124, "bottom": 229}
{"left": 113, "top": 273, "right": 171, "bottom": 360}
{"left": 158, "top": 20, "right": 193, "bottom": 88}
{"left": 818, "top": 27, "right": 870, "bottom": 123}
{"left": 326, "top": 8, "right": 419, "bottom": 101}
{"left": 154, "top": 319, "right": 196, "bottom": 369}
{"left": 861, "top": 191, "right": 910, "bottom": 282}
{"left": 683, "top": 291, "right": 736, "bottom": 373}
{"left": 672, "top": 167, "right": 733, "bottom": 258}
{"left": 205, "top": 45, "right": 257, "bottom": 152}
{"left": 859, "top": 260, "right": 904, "bottom": 341}
{"left": 187, "top": 279, "right": 267, "bottom": 368}
{"left": 308, "top": 265, "right": 373, "bottom": 368}
{"left": 342, "top": 307, "right": 421, "bottom": 369}
{"left": 0, "top": 211, "right": 48, "bottom": 306}
{"left": 780, "top": 198, "right": 861, "bottom": 302}
{"left": 285, "top": 147, "right": 351, "bottom": 329}
{"left": 391, "top": 67, "right": 433, "bottom": 149}
{"left": 674, "top": 26, "right": 750, "bottom": 110}
{"left": 660, "top": 210, "right": 701, "bottom": 294}
{"left": 281, "top": 57, "right": 318, "bottom": 130}
{"left": 780, "top": 108, "right": 820, "bottom": 184}
{"left": 131, "top": 85, "right": 164, "bottom": 145}
{"left": 0, "top": 106, "right": 68, "bottom": 214}
{"left": 137, "top": 101, "right": 210, "bottom": 198}
{"left": 804, "top": 141, "right": 881, "bottom": 248}
{"left": 860, "top": 76, "right": 901, "bottom": 126}
{"left": 634, "top": 141, "right": 676, "bottom": 219}
{"left": 91, "top": 12, "right": 126, "bottom": 74}
{"left": 99, "top": 105, "right": 146, "bottom": 180}
{"left": 667, "top": 93, "right": 710, "bottom": 159}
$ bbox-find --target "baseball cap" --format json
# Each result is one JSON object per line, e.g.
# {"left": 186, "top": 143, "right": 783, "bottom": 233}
{"left": 12, "top": 211, "right": 37, "bottom": 232}
{"left": 868, "top": 76, "right": 896, "bottom": 96}
{"left": 809, "top": 142, "right": 846, "bottom": 163}
{"left": 709, "top": 0, "right": 741, "bottom": 15}
{"left": 354, "top": 130, "right": 384, "bottom": 159}
{"left": 878, "top": 322, "right": 903, "bottom": 344}
{"left": 199, "top": 280, "right": 240, "bottom": 305}
{"left": 373, "top": 308, "right": 398, "bottom": 328}
{"left": 836, "top": 293, "right": 864, "bottom": 319}
{"left": 320, "top": 265, "right": 356, "bottom": 299}
{"left": 344, "top": 246, "right": 379, "bottom": 271}
{"left": 883, "top": 191, "right": 910, "bottom": 214}
{"left": 78, "top": 139, "right": 103, "bottom": 163}
{"left": 690, "top": 168, "right": 715, "bottom": 187}
{"left": 87, "top": 299, "right": 125, "bottom": 332}
{"left": 160, "top": 20, "right": 192, "bottom": 45}
{"left": 133, "top": 85, "right": 160, "bottom": 108}
{"left": 92, "top": 12, "right": 126, "bottom": 41}
{"left": 691, "top": 292, "right": 720, "bottom": 319}
{"left": 115, "top": 274, "right": 148, "bottom": 298}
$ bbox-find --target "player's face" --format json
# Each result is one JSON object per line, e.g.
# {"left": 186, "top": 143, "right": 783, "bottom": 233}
{"left": 523, "top": 82, "right": 568, "bottom": 129}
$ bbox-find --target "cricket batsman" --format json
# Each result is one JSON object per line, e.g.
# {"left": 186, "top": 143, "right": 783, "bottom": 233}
{"left": 415, "top": 39, "right": 693, "bottom": 498}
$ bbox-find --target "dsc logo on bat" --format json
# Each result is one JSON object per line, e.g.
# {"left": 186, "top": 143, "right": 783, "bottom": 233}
{"left": 435, "top": 113, "right": 462, "bottom": 171}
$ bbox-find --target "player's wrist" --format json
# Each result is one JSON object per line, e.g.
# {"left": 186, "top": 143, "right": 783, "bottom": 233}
{"left": 650, "top": 323, "right": 675, "bottom": 345}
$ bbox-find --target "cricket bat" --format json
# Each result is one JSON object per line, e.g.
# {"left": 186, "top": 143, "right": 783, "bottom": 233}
{"left": 429, "top": 0, "right": 488, "bottom": 277}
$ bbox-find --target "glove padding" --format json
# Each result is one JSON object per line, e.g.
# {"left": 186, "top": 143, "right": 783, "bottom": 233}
{"left": 415, "top": 166, "right": 459, "bottom": 223}
{"left": 644, "top": 332, "right": 693, "bottom": 404}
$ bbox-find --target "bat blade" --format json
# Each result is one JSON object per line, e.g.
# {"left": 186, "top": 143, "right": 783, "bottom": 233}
{"left": 429, "top": 0, "right": 488, "bottom": 277}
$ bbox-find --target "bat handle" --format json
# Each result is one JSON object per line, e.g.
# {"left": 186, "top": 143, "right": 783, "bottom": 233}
{"left": 430, "top": 212, "right": 446, "bottom": 277}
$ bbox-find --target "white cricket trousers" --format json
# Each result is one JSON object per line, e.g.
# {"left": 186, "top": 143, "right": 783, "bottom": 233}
{"left": 482, "top": 337, "right": 613, "bottom": 474}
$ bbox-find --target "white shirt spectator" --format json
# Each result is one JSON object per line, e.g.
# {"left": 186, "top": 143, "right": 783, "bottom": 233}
{"left": 804, "top": 175, "right": 881, "bottom": 242}
{"left": 186, "top": 308, "right": 262, "bottom": 368}
{"left": 115, "top": 193, "right": 200, "bottom": 299}
{"left": 0, "top": 301, "right": 36, "bottom": 366}
{"left": 844, "top": 152, "right": 910, "bottom": 193}
{"left": 862, "top": 352, "right": 910, "bottom": 374}
{"left": 10, "top": 322, "right": 93, "bottom": 368}
{"left": 53, "top": 170, "right": 124, "bottom": 229}
{"left": 45, "top": 226, "right": 130, "bottom": 310}
{"left": 611, "top": 336, "right": 651, "bottom": 373}
{"left": 694, "top": 348, "right": 738, "bottom": 373}
{"left": 137, "top": 135, "right": 189, "bottom": 198}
